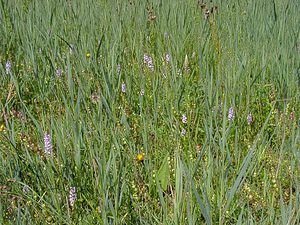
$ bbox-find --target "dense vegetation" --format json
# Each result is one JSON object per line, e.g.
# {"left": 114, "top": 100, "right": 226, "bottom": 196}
{"left": 1, "top": 0, "right": 300, "bottom": 224}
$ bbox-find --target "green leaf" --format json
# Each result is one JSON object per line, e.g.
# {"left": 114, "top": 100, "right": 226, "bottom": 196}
{"left": 157, "top": 153, "right": 170, "bottom": 191}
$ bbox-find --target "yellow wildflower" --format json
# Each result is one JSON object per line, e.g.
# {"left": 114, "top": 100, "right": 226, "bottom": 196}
{"left": 86, "top": 53, "right": 91, "bottom": 58}
{"left": 136, "top": 153, "right": 145, "bottom": 162}
{"left": 0, "top": 124, "right": 4, "bottom": 132}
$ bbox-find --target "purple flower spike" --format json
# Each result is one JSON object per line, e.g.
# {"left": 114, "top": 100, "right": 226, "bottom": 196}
{"left": 181, "top": 128, "right": 186, "bottom": 136}
{"left": 121, "top": 82, "right": 126, "bottom": 93}
{"left": 5, "top": 60, "right": 12, "bottom": 74}
{"left": 144, "top": 53, "right": 154, "bottom": 72}
{"left": 182, "top": 114, "right": 187, "bottom": 124}
{"left": 44, "top": 132, "right": 53, "bottom": 156}
{"left": 247, "top": 113, "right": 253, "bottom": 125}
{"left": 69, "top": 186, "right": 76, "bottom": 208}
{"left": 140, "top": 89, "right": 145, "bottom": 96}
{"left": 55, "top": 68, "right": 62, "bottom": 77}
{"left": 165, "top": 53, "right": 171, "bottom": 63}
{"left": 228, "top": 107, "right": 235, "bottom": 121}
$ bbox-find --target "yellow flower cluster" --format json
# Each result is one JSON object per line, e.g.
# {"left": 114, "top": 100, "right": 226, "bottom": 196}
{"left": 136, "top": 153, "right": 144, "bottom": 162}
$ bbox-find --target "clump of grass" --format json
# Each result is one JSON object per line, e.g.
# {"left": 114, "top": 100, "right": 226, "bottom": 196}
{"left": 1, "top": 0, "right": 300, "bottom": 224}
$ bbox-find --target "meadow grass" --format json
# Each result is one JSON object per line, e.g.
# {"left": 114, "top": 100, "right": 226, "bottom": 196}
{"left": 1, "top": 0, "right": 300, "bottom": 224}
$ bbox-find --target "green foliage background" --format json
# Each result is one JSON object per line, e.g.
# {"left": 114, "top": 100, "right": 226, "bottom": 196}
{"left": 1, "top": 0, "right": 300, "bottom": 224}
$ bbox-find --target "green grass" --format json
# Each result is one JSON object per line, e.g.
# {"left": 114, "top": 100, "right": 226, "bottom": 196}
{"left": 1, "top": 0, "right": 300, "bottom": 224}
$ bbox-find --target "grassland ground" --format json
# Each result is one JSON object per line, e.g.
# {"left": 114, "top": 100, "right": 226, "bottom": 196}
{"left": 1, "top": 0, "right": 300, "bottom": 224}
